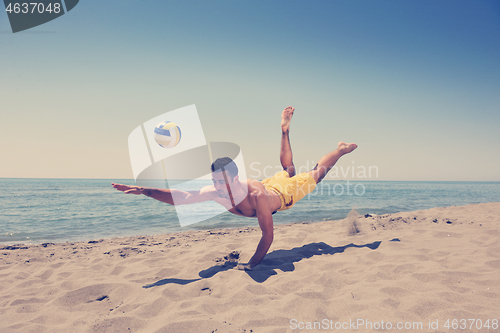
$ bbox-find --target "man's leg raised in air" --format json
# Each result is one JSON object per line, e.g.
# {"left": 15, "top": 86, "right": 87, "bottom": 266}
{"left": 308, "top": 142, "right": 358, "bottom": 184}
{"left": 280, "top": 106, "right": 296, "bottom": 177}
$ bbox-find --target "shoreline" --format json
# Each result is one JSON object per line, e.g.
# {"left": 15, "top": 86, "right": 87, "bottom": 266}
{"left": 2, "top": 200, "right": 500, "bottom": 248}
{"left": 1, "top": 202, "right": 499, "bottom": 332}
{"left": 3, "top": 179, "right": 500, "bottom": 248}
{"left": 1, "top": 201, "right": 499, "bottom": 257}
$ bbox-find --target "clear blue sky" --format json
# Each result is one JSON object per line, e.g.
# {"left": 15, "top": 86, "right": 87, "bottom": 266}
{"left": 1, "top": 0, "right": 499, "bottom": 180}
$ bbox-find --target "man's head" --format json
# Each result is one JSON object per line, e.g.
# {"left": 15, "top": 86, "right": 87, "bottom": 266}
{"left": 211, "top": 157, "right": 239, "bottom": 197}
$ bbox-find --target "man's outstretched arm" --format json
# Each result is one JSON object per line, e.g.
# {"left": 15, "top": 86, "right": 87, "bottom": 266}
{"left": 246, "top": 185, "right": 274, "bottom": 268}
{"left": 112, "top": 183, "right": 214, "bottom": 205}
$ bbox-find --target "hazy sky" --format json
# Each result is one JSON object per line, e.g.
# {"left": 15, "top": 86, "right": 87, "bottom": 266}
{"left": 1, "top": 0, "right": 499, "bottom": 181}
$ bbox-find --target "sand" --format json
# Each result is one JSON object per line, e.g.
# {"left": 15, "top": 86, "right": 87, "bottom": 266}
{"left": 1, "top": 202, "right": 499, "bottom": 333}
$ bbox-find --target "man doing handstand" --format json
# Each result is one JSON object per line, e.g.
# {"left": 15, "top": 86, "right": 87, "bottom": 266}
{"left": 112, "top": 106, "right": 357, "bottom": 269}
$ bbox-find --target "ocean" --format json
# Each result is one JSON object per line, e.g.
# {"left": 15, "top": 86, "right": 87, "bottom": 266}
{"left": 1, "top": 179, "right": 499, "bottom": 245}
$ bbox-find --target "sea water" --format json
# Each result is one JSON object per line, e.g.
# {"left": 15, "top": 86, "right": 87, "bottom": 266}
{"left": 1, "top": 179, "right": 499, "bottom": 245}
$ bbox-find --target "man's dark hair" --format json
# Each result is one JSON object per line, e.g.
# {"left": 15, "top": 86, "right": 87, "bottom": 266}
{"left": 211, "top": 157, "right": 238, "bottom": 178}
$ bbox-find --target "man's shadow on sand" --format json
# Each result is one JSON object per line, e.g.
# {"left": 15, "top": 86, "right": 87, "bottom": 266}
{"left": 143, "top": 240, "right": 382, "bottom": 287}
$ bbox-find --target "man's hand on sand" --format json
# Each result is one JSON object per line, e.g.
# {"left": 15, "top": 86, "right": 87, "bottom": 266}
{"left": 112, "top": 183, "right": 144, "bottom": 195}
{"left": 235, "top": 263, "right": 253, "bottom": 271}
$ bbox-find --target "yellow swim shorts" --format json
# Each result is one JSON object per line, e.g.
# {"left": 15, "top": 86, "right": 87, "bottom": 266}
{"left": 261, "top": 170, "right": 317, "bottom": 212}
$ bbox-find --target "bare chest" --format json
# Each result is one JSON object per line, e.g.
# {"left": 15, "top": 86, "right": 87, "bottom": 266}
{"left": 233, "top": 196, "right": 258, "bottom": 217}
{"left": 213, "top": 195, "right": 256, "bottom": 217}
{"left": 213, "top": 189, "right": 281, "bottom": 217}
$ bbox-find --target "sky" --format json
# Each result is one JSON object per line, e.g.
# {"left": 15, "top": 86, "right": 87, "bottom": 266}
{"left": 1, "top": 0, "right": 499, "bottom": 181}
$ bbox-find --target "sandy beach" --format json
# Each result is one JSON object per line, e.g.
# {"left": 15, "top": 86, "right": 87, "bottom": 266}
{"left": 1, "top": 202, "right": 499, "bottom": 333}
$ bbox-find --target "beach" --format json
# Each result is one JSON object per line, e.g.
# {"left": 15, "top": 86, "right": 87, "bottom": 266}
{"left": 1, "top": 202, "right": 499, "bottom": 333}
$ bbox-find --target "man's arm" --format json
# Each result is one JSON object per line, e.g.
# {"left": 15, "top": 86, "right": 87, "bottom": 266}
{"left": 112, "top": 183, "right": 215, "bottom": 205}
{"left": 246, "top": 183, "right": 274, "bottom": 268}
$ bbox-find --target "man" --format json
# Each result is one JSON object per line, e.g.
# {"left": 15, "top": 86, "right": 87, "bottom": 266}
{"left": 112, "top": 106, "right": 357, "bottom": 269}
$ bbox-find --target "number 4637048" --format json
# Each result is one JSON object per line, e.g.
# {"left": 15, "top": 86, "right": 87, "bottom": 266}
{"left": 5, "top": 2, "right": 62, "bottom": 14}
{"left": 444, "top": 319, "right": 498, "bottom": 330}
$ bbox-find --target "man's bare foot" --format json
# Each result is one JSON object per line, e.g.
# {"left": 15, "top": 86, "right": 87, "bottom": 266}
{"left": 338, "top": 142, "right": 358, "bottom": 154}
{"left": 281, "top": 106, "right": 294, "bottom": 133}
